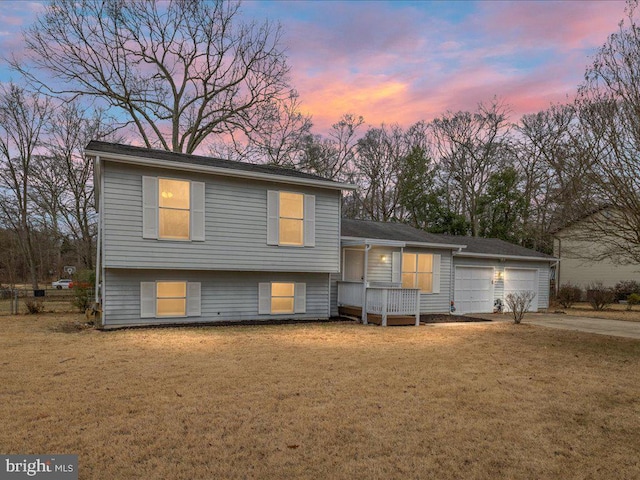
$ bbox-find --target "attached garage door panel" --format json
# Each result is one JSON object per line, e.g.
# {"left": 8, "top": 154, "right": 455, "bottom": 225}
{"left": 454, "top": 267, "right": 494, "bottom": 314}
{"left": 504, "top": 268, "right": 538, "bottom": 312}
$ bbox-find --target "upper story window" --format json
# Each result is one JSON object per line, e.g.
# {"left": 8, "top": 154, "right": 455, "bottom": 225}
{"left": 279, "top": 192, "right": 304, "bottom": 245}
{"left": 402, "top": 253, "right": 434, "bottom": 292}
{"left": 159, "top": 179, "right": 190, "bottom": 240}
{"left": 143, "top": 176, "right": 205, "bottom": 241}
{"left": 267, "top": 190, "right": 315, "bottom": 247}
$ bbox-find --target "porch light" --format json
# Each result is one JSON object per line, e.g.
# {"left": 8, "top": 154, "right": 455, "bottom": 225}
{"left": 495, "top": 270, "right": 504, "bottom": 281}
{"left": 380, "top": 254, "right": 388, "bottom": 263}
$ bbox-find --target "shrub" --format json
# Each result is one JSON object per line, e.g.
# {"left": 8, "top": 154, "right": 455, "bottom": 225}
{"left": 614, "top": 280, "right": 640, "bottom": 302}
{"left": 71, "top": 269, "right": 95, "bottom": 312}
{"left": 24, "top": 299, "right": 44, "bottom": 314}
{"left": 505, "top": 290, "right": 536, "bottom": 324}
{"left": 586, "top": 282, "right": 615, "bottom": 311}
{"left": 557, "top": 283, "right": 582, "bottom": 308}
{"left": 626, "top": 293, "right": 640, "bottom": 311}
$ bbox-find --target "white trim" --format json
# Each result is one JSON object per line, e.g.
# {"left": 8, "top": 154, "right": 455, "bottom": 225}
{"left": 453, "top": 265, "right": 496, "bottom": 315}
{"left": 85, "top": 150, "right": 357, "bottom": 191}
{"left": 340, "top": 236, "right": 464, "bottom": 250}
{"left": 454, "top": 251, "right": 557, "bottom": 262}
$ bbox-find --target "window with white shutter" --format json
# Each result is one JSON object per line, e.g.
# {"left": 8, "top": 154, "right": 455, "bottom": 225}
{"left": 266, "top": 191, "right": 315, "bottom": 247}
{"left": 139, "top": 281, "right": 201, "bottom": 318}
{"left": 258, "top": 282, "right": 306, "bottom": 314}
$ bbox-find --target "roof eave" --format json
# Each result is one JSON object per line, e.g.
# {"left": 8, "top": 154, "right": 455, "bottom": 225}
{"left": 85, "top": 149, "right": 357, "bottom": 191}
{"left": 453, "top": 251, "right": 557, "bottom": 262}
{"left": 340, "top": 236, "right": 467, "bottom": 250}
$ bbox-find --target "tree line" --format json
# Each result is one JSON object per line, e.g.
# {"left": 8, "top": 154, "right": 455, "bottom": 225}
{"left": 2, "top": 0, "right": 639, "bottom": 288}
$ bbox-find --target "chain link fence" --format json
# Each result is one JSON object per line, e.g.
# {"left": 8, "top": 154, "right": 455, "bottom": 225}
{"left": 0, "top": 286, "right": 93, "bottom": 316}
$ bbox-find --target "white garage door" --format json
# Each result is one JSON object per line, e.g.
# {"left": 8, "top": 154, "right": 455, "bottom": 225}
{"left": 454, "top": 267, "right": 494, "bottom": 314}
{"left": 504, "top": 268, "right": 538, "bottom": 312}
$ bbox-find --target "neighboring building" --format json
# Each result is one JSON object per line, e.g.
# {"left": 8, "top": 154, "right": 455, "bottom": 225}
{"left": 88, "top": 142, "right": 556, "bottom": 328}
{"left": 552, "top": 211, "right": 639, "bottom": 288}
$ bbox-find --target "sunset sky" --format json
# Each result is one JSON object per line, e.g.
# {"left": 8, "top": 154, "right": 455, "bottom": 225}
{"left": 0, "top": 0, "right": 628, "bottom": 134}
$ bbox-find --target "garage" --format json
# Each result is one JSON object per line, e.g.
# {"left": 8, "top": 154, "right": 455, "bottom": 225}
{"left": 504, "top": 268, "right": 539, "bottom": 312}
{"left": 454, "top": 266, "right": 494, "bottom": 314}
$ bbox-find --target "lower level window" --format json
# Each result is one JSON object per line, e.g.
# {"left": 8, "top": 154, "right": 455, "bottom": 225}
{"left": 271, "top": 282, "right": 295, "bottom": 314}
{"left": 157, "top": 281, "right": 187, "bottom": 316}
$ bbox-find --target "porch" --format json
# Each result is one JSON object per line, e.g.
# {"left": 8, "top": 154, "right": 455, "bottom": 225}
{"left": 337, "top": 281, "right": 420, "bottom": 326}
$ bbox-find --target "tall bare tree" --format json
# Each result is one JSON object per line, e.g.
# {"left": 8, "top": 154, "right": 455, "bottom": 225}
{"left": 431, "top": 99, "right": 512, "bottom": 236}
{"left": 0, "top": 84, "right": 51, "bottom": 289}
{"left": 572, "top": 0, "right": 640, "bottom": 263}
{"left": 15, "top": 0, "right": 292, "bottom": 154}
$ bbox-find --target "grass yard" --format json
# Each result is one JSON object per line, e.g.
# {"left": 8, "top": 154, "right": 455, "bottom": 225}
{"left": 1, "top": 314, "right": 639, "bottom": 479}
{"left": 555, "top": 302, "right": 640, "bottom": 322}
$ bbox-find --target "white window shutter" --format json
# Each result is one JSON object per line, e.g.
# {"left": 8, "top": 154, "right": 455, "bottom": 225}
{"left": 294, "top": 283, "right": 306, "bottom": 313}
{"left": 304, "top": 194, "right": 316, "bottom": 247}
{"left": 432, "top": 254, "right": 441, "bottom": 294}
{"left": 391, "top": 251, "right": 401, "bottom": 284}
{"left": 140, "top": 282, "right": 156, "bottom": 318}
{"left": 267, "top": 191, "right": 279, "bottom": 245}
{"left": 258, "top": 282, "right": 271, "bottom": 314}
{"left": 142, "top": 176, "right": 158, "bottom": 239}
{"left": 191, "top": 182, "right": 205, "bottom": 241}
{"left": 187, "top": 282, "right": 201, "bottom": 317}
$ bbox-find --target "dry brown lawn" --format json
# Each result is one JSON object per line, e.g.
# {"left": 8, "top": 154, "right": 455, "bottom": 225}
{"left": 555, "top": 302, "right": 640, "bottom": 322}
{"left": 1, "top": 314, "right": 639, "bottom": 479}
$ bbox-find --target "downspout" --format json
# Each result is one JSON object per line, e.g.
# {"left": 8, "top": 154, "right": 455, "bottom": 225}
{"left": 362, "top": 243, "right": 372, "bottom": 324}
{"left": 450, "top": 247, "right": 463, "bottom": 314}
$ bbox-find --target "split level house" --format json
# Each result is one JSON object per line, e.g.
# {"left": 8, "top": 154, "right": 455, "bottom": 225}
{"left": 87, "top": 141, "right": 556, "bottom": 329}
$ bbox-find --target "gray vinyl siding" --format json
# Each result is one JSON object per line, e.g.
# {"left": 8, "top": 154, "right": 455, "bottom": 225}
{"left": 103, "top": 269, "right": 330, "bottom": 327}
{"left": 102, "top": 162, "right": 340, "bottom": 272}
{"left": 452, "top": 257, "right": 551, "bottom": 310}
{"left": 329, "top": 272, "right": 341, "bottom": 317}
{"left": 367, "top": 246, "right": 395, "bottom": 284}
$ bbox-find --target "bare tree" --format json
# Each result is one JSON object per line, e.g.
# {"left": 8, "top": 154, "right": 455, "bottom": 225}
{"left": 431, "top": 99, "right": 512, "bottom": 236}
{"left": 0, "top": 84, "right": 51, "bottom": 289}
{"left": 297, "top": 113, "right": 364, "bottom": 181}
{"left": 15, "top": 0, "right": 292, "bottom": 154}
{"left": 572, "top": 0, "right": 640, "bottom": 263}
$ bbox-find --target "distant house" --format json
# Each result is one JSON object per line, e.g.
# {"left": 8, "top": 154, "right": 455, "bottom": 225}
{"left": 87, "top": 142, "right": 556, "bottom": 328}
{"left": 552, "top": 210, "right": 639, "bottom": 288}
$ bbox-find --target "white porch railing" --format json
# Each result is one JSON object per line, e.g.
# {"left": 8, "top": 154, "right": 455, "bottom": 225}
{"left": 337, "top": 282, "right": 421, "bottom": 326}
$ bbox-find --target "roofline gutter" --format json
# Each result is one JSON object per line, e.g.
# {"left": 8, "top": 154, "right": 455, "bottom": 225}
{"left": 340, "top": 236, "right": 466, "bottom": 250}
{"left": 85, "top": 149, "right": 358, "bottom": 191}
{"left": 453, "top": 251, "right": 557, "bottom": 262}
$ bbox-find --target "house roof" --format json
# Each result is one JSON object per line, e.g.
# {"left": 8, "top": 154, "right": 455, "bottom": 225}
{"left": 341, "top": 218, "right": 555, "bottom": 260}
{"left": 85, "top": 141, "right": 355, "bottom": 190}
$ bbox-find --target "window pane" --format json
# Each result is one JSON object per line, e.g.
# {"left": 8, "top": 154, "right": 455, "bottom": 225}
{"left": 279, "top": 218, "right": 303, "bottom": 245}
{"left": 271, "top": 297, "right": 294, "bottom": 314}
{"left": 402, "top": 272, "right": 415, "bottom": 289}
{"left": 157, "top": 282, "right": 187, "bottom": 298}
{"left": 417, "top": 273, "right": 433, "bottom": 292}
{"left": 417, "top": 254, "right": 433, "bottom": 273}
{"left": 272, "top": 282, "right": 295, "bottom": 297}
{"left": 159, "top": 179, "right": 190, "bottom": 209}
{"left": 402, "top": 253, "right": 416, "bottom": 273}
{"left": 157, "top": 298, "right": 186, "bottom": 316}
{"left": 159, "top": 209, "right": 190, "bottom": 239}
{"left": 280, "top": 192, "right": 304, "bottom": 219}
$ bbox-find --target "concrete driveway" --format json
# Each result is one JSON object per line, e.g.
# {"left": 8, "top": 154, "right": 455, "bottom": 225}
{"left": 472, "top": 313, "right": 640, "bottom": 340}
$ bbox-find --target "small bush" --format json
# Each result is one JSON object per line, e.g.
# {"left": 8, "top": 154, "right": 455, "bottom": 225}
{"left": 505, "top": 290, "right": 536, "bottom": 324}
{"left": 586, "top": 282, "right": 615, "bottom": 311}
{"left": 626, "top": 293, "right": 640, "bottom": 311}
{"left": 24, "top": 299, "right": 44, "bottom": 314}
{"left": 614, "top": 280, "right": 640, "bottom": 302}
{"left": 557, "top": 283, "right": 582, "bottom": 308}
{"left": 71, "top": 269, "right": 95, "bottom": 312}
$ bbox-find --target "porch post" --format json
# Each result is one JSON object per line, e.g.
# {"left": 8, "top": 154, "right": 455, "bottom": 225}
{"left": 415, "top": 290, "right": 420, "bottom": 326}
{"left": 382, "top": 289, "right": 388, "bottom": 327}
{"left": 362, "top": 243, "right": 371, "bottom": 324}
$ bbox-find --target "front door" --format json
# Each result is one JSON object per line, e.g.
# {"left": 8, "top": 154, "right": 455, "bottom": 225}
{"left": 343, "top": 249, "right": 365, "bottom": 282}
